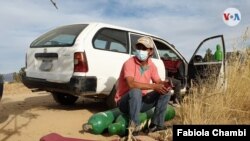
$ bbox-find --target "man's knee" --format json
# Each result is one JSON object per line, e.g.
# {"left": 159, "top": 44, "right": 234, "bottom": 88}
{"left": 160, "top": 93, "right": 171, "bottom": 101}
{"left": 128, "top": 88, "right": 142, "bottom": 100}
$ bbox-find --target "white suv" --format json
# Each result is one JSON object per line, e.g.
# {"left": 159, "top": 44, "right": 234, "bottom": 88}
{"left": 22, "top": 23, "right": 226, "bottom": 107}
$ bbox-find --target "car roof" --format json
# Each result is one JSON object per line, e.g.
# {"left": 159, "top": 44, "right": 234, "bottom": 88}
{"left": 60, "top": 22, "right": 160, "bottom": 39}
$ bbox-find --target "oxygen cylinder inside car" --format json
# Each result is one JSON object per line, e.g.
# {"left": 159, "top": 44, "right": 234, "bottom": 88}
{"left": 214, "top": 44, "right": 223, "bottom": 61}
{"left": 82, "top": 108, "right": 122, "bottom": 134}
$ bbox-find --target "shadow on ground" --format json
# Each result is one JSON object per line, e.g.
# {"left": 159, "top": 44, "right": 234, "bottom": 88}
{"left": 0, "top": 93, "right": 110, "bottom": 141}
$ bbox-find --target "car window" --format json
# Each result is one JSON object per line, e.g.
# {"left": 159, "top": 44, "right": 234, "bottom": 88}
{"left": 193, "top": 38, "right": 224, "bottom": 63}
{"left": 30, "top": 24, "right": 88, "bottom": 47}
{"left": 94, "top": 39, "right": 107, "bottom": 49}
{"left": 130, "top": 33, "right": 158, "bottom": 59}
{"left": 93, "top": 28, "right": 128, "bottom": 53}
{"left": 110, "top": 42, "right": 127, "bottom": 52}
{"left": 154, "top": 40, "right": 179, "bottom": 60}
{"left": 43, "top": 34, "right": 75, "bottom": 46}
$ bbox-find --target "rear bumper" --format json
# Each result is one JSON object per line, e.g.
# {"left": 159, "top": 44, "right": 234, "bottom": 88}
{"left": 22, "top": 74, "right": 97, "bottom": 95}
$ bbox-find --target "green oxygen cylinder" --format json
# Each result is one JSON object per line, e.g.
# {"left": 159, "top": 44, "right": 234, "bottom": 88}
{"left": 82, "top": 108, "right": 122, "bottom": 134}
{"left": 108, "top": 109, "right": 154, "bottom": 136}
{"left": 108, "top": 114, "right": 128, "bottom": 136}
{"left": 214, "top": 44, "right": 223, "bottom": 61}
{"left": 108, "top": 105, "right": 175, "bottom": 136}
{"left": 108, "top": 122, "right": 124, "bottom": 136}
{"left": 165, "top": 104, "right": 176, "bottom": 121}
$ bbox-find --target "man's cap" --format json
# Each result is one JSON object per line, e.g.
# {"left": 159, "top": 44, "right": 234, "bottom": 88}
{"left": 136, "top": 36, "right": 154, "bottom": 49}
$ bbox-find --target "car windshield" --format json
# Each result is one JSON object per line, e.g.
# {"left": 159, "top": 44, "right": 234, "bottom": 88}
{"left": 30, "top": 24, "right": 88, "bottom": 47}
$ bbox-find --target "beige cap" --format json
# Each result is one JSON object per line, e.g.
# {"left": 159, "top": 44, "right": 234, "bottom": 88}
{"left": 136, "top": 36, "right": 154, "bottom": 49}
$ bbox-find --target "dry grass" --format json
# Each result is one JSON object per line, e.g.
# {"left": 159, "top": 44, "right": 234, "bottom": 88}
{"left": 180, "top": 37, "right": 250, "bottom": 124}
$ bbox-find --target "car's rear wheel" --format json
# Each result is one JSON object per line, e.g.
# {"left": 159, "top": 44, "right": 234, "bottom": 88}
{"left": 0, "top": 75, "right": 3, "bottom": 101}
{"left": 52, "top": 92, "right": 78, "bottom": 105}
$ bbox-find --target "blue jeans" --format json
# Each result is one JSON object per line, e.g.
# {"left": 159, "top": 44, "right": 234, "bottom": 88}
{"left": 117, "top": 88, "right": 171, "bottom": 127}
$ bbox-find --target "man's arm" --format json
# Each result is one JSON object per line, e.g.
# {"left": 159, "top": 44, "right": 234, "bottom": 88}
{"left": 126, "top": 77, "right": 169, "bottom": 94}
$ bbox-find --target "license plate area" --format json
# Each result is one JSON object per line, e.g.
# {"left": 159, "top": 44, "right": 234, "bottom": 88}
{"left": 39, "top": 60, "right": 53, "bottom": 71}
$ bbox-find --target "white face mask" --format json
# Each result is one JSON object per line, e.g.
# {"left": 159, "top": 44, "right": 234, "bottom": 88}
{"left": 135, "top": 49, "right": 149, "bottom": 61}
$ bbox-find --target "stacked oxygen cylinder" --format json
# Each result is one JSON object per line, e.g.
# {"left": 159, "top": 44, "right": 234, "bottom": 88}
{"left": 82, "top": 104, "right": 175, "bottom": 136}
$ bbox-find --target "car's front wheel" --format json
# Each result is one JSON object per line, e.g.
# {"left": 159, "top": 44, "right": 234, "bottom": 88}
{"left": 0, "top": 83, "right": 3, "bottom": 101}
{"left": 52, "top": 92, "right": 78, "bottom": 105}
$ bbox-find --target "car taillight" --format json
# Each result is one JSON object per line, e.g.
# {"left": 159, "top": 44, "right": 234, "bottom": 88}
{"left": 74, "top": 52, "right": 88, "bottom": 72}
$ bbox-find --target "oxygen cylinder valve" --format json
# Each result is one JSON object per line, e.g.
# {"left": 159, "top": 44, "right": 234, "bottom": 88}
{"left": 82, "top": 123, "right": 92, "bottom": 132}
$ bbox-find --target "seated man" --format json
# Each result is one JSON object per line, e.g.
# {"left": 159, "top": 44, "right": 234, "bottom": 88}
{"left": 162, "top": 58, "right": 183, "bottom": 107}
{"left": 168, "top": 77, "right": 181, "bottom": 107}
{"left": 114, "top": 36, "right": 172, "bottom": 135}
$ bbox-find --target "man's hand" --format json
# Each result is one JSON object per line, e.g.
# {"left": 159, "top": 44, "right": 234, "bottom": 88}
{"left": 163, "top": 79, "right": 173, "bottom": 90}
{"left": 126, "top": 77, "right": 172, "bottom": 94}
{"left": 153, "top": 83, "right": 171, "bottom": 94}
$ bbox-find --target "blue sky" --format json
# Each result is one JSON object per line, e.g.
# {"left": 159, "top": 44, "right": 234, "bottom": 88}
{"left": 0, "top": 0, "right": 249, "bottom": 74}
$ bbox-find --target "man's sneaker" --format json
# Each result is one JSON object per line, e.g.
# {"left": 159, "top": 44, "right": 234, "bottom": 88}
{"left": 169, "top": 100, "right": 180, "bottom": 107}
{"left": 168, "top": 100, "right": 174, "bottom": 105}
{"left": 146, "top": 123, "right": 167, "bottom": 133}
{"left": 173, "top": 98, "right": 181, "bottom": 108}
{"left": 128, "top": 121, "right": 141, "bottom": 136}
{"left": 172, "top": 103, "right": 181, "bottom": 108}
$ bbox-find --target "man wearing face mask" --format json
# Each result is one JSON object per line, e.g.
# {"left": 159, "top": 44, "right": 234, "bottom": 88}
{"left": 114, "top": 36, "right": 172, "bottom": 135}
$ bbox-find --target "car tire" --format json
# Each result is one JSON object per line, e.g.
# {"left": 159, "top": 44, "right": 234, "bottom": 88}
{"left": 52, "top": 92, "right": 78, "bottom": 105}
{"left": 106, "top": 85, "right": 117, "bottom": 109}
{"left": 0, "top": 75, "right": 3, "bottom": 101}
{"left": 0, "top": 83, "right": 3, "bottom": 101}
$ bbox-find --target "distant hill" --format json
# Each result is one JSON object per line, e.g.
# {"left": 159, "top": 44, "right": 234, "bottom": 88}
{"left": 1, "top": 73, "right": 14, "bottom": 82}
{"left": 0, "top": 74, "right": 3, "bottom": 83}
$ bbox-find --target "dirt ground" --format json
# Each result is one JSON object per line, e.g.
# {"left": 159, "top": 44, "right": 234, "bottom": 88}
{"left": 0, "top": 85, "right": 121, "bottom": 141}
{"left": 0, "top": 83, "right": 171, "bottom": 141}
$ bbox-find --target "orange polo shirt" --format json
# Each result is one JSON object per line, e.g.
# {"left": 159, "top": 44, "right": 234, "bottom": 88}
{"left": 115, "top": 56, "right": 161, "bottom": 103}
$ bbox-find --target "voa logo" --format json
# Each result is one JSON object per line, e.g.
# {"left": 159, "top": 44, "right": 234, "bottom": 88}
{"left": 223, "top": 8, "right": 241, "bottom": 26}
